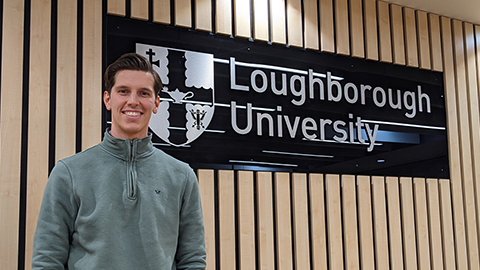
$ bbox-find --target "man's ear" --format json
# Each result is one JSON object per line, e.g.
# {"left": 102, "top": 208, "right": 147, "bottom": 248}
{"left": 103, "top": 91, "right": 112, "bottom": 111}
{"left": 153, "top": 95, "right": 160, "bottom": 114}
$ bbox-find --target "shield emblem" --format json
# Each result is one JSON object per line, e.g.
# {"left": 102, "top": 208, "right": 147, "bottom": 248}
{"left": 136, "top": 43, "right": 215, "bottom": 147}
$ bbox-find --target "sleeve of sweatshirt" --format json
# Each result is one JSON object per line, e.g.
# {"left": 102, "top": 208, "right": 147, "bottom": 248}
{"left": 32, "top": 161, "right": 78, "bottom": 270}
{"left": 175, "top": 167, "right": 207, "bottom": 270}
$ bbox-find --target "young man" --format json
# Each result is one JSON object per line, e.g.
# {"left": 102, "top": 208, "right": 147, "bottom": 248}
{"left": 32, "top": 53, "right": 206, "bottom": 269}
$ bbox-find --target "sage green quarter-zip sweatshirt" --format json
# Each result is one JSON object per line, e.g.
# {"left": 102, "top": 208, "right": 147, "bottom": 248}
{"left": 32, "top": 130, "right": 206, "bottom": 270}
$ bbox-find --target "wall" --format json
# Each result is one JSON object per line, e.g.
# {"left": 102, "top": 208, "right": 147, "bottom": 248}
{"left": 1, "top": 0, "right": 479, "bottom": 269}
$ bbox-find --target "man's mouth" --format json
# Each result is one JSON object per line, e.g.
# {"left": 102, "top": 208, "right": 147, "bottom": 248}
{"left": 124, "top": 111, "right": 142, "bottom": 116}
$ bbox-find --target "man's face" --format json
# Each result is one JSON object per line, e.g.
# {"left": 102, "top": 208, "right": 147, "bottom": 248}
{"left": 103, "top": 69, "right": 160, "bottom": 140}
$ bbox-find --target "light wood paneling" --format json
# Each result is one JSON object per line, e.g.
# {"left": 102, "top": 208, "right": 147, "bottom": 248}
{"left": 237, "top": 171, "right": 255, "bottom": 270}
{"left": 197, "top": 170, "right": 216, "bottom": 270}
{"left": 234, "top": 0, "right": 250, "bottom": 38}
{"left": 335, "top": 0, "right": 349, "bottom": 55}
{"left": 452, "top": 19, "right": 480, "bottom": 270}
{"left": 349, "top": 0, "right": 364, "bottom": 58}
{"left": 218, "top": 170, "right": 236, "bottom": 270}
{"left": 429, "top": 14, "right": 443, "bottom": 71}
{"left": 441, "top": 16, "right": 469, "bottom": 270}
{"left": 287, "top": 0, "right": 302, "bottom": 47}
{"left": 253, "top": 0, "right": 268, "bottom": 41}
{"left": 319, "top": 0, "right": 335, "bottom": 53}
{"left": 400, "top": 177, "right": 418, "bottom": 270}
{"left": 274, "top": 172, "right": 293, "bottom": 270}
{"left": 131, "top": 0, "right": 149, "bottom": 20}
{"left": 403, "top": 7, "right": 418, "bottom": 67}
{"left": 386, "top": 177, "right": 404, "bottom": 270}
{"left": 82, "top": 0, "right": 102, "bottom": 150}
{"left": 309, "top": 174, "right": 328, "bottom": 270}
{"left": 377, "top": 1, "right": 392, "bottom": 62}
{"left": 439, "top": 179, "right": 457, "bottom": 270}
{"left": 341, "top": 175, "right": 359, "bottom": 269}
{"left": 292, "top": 173, "right": 310, "bottom": 269}
{"left": 107, "top": 0, "right": 125, "bottom": 16}
{"left": 413, "top": 178, "right": 431, "bottom": 270}
{"left": 153, "top": 0, "right": 171, "bottom": 24}
{"left": 216, "top": 0, "right": 232, "bottom": 35}
{"left": 391, "top": 4, "right": 405, "bottom": 65}
{"left": 25, "top": 0, "right": 51, "bottom": 268}
{"left": 56, "top": 0, "right": 77, "bottom": 162}
{"left": 326, "top": 174, "right": 344, "bottom": 270}
{"left": 175, "top": 0, "right": 192, "bottom": 27}
{"left": 426, "top": 179, "right": 445, "bottom": 270}
{"left": 0, "top": 1, "right": 24, "bottom": 269}
{"left": 363, "top": 0, "right": 378, "bottom": 60}
{"left": 270, "top": 0, "right": 286, "bottom": 44}
{"left": 304, "top": 0, "right": 319, "bottom": 50}
{"left": 356, "top": 176, "right": 375, "bottom": 270}
{"left": 372, "top": 176, "right": 390, "bottom": 269}
{"left": 256, "top": 172, "right": 275, "bottom": 270}
{"left": 196, "top": 0, "right": 212, "bottom": 31}
{"left": 416, "top": 11, "right": 431, "bottom": 70}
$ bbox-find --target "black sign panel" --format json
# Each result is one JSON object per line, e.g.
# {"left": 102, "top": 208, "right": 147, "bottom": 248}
{"left": 106, "top": 16, "right": 448, "bottom": 178}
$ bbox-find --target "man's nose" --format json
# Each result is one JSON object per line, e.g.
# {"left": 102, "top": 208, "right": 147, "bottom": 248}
{"left": 127, "top": 92, "right": 139, "bottom": 105}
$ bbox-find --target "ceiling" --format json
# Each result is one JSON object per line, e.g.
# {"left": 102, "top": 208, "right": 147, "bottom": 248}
{"left": 382, "top": 0, "right": 480, "bottom": 25}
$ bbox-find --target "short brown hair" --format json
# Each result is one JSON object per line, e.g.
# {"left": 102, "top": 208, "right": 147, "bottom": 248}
{"left": 104, "top": 53, "right": 163, "bottom": 97}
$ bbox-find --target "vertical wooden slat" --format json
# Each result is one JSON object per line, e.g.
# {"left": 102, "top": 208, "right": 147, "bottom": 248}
{"left": 237, "top": 171, "right": 255, "bottom": 270}
{"left": 287, "top": 0, "right": 302, "bottom": 47}
{"left": 107, "top": 0, "right": 125, "bottom": 16}
{"left": 234, "top": 0, "right": 250, "bottom": 38}
{"left": 292, "top": 173, "right": 310, "bottom": 269}
{"left": 429, "top": 14, "right": 443, "bottom": 72}
{"left": 25, "top": 1, "right": 51, "bottom": 268}
{"left": 257, "top": 172, "right": 275, "bottom": 270}
{"left": 386, "top": 177, "right": 404, "bottom": 270}
{"left": 326, "top": 174, "right": 344, "bottom": 270}
{"left": 342, "top": 175, "right": 359, "bottom": 269}
{"left": 82, "top": 0, "right": 102, "bottom": 150}
{"left": 216, "top": 0, "right": 232, "bottom": 35}
{"left": 400, "top": 177, "right": 418, "bottom": 270}
{"left": 253, "top": 0, "right": 268, "bottom": 41}
{"left": 196, "top": 0, "right": 212, "bottom": 31}
{"left": 56, "top": 0, "right": 77, "bottom": 161}
{"left": 0, "top": 0, "right": 24, "bottom": 269}
{"left": 197, "top": 169, "right": 216, "bottom": 270}
{"left": 274, "top": 172, "right": 293, "bottom": 270}
{"left": 426, "top": 179, "right": 445, "bottom": 270}
{"left": 476, "top": 25, "right": 480, "bottom": 252}
{"left": 377, "top": 1, "right": 392, "bottom": 63}
{"left": 309, "top": 174, "right": 328, "bottom": 270}
{"left": 304, "top": 0, "right": 319, "bottom": 50}
{"left": 349, "top": 0, "right": 364, "bottom": 58}
{"left": 413, "top": 178, "right": 431, "bottom": 270}
{"left": 335, "top": 0, "right": 349, "bottom": 55}
{"left": 391, "top": 4, "right": 405, "bottom": 65}
{"left": 441, "top": 16, "right": 469, "bottom": 270}
{"left": 218, "top": 170, "right": 236, "bottom": 270}
{"left": 452, "top": 19, "right": 480, "bottom": 270}
{"left": 403, "top": 7, "right": 418, "bottom": 67}
{"left": 131, "top": 0, "right": 149, "bottom": 20}
{"left": 270, "top": 0, "right": 286, "bottom": 44}
{"left": 320, "top": 0, "right": 335, "bottom": 53}
{"left": 153, "top": 0, "right": 171, "bottom": 24}
{"left": 363, "top": 0, "right": 378, "bottom": 60}
{"left": 372, "top": 176, "right": 390, "bottom": 270}
{"left": 175, "top": 0, "right": 192, "bottom": 27}
{"left": 416, "top": 11, "right": 431, "bottom": 70}
{"left": 356, "top": 176, "right": 375, "bottom": 270}
{"left": 439, "top": 179, "right": 457, "bottom": 270}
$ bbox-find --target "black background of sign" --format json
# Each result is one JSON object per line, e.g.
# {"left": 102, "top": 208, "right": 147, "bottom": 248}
{"left": 105, "top": 15, "right": 449, "bottom": 178}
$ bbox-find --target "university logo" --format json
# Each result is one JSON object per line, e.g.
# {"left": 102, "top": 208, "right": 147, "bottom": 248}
{"left": 136, "top": 43, "right": 215, "bottom": 147}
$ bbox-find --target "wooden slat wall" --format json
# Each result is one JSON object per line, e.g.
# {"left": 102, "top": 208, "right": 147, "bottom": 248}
{"left": 3, "top": 0, "right": 480, "bottom": 269}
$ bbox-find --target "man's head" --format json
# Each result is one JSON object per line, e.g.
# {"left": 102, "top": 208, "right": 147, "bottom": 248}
{"left": 104, "top": 53, "right": 163, "bottom": 97}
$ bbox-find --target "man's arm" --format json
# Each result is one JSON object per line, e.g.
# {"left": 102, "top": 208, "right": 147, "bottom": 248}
{"left": 175, "top": 167, "right": 207, "bottom": 270}
{"left": 32, "top": 161, "right": 78, "bottom": 270}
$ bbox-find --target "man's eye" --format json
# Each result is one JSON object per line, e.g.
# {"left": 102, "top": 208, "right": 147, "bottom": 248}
{"left": 141, "top": 92, "right": 151, "bottom": 96}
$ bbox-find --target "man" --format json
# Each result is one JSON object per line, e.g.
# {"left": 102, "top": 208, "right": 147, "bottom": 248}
{"left": 32, "top": 53, "right": 206, "bottom": 269}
